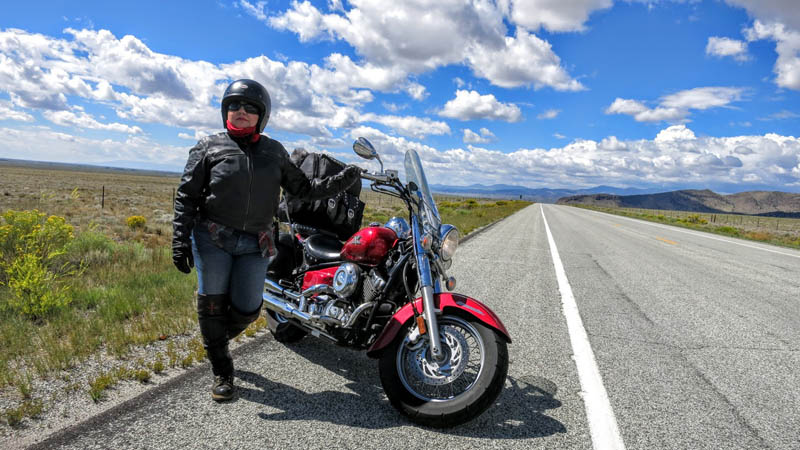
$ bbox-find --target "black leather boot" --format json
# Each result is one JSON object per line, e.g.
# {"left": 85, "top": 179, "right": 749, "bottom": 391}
{"left": 197, "top": 294, "right": 235, "bottom": 402}
{"left": 227, "top": 301, "right": 263, "bottom": 340}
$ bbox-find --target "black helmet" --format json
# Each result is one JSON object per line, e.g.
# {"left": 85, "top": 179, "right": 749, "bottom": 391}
{"left": 221, "top": 79, "right": 271, "bottom": 132}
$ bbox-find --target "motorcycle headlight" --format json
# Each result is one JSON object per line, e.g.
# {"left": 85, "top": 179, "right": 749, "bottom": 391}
{"left": 439, "top": 225, "right": 459, "bottom": 261}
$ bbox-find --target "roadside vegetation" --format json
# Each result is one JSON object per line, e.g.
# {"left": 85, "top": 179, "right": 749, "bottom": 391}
{"left": 570, "top": 204, "right": 800, "bottom": 249}
{"left": 0, "top": 163, "right": 529, "bottom": 428}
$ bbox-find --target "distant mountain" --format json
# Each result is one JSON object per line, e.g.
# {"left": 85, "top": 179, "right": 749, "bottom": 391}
{"left": 429, "top": 183, "right": 658, "bottom": 203}
{"left": 556, "top": 189, "right": 800, "bottom": 217}
{"left": 0, "top": 158, "right": 181, "bottom": 177}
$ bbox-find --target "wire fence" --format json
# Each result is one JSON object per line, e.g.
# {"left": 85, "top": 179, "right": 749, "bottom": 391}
{"left": 614, "top": 207, "right": 800, "bottom": 232}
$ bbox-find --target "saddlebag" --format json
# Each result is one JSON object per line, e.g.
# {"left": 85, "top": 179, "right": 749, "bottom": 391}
{"left": 280, "top": 148, "right": 365, "bottom": 241}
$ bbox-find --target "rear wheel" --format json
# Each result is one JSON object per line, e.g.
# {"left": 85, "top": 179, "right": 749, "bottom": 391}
{"left": 378, "top": 313, "right": 508, "bottom": 428}
{"left": 266, "top": 310, "right": 308, "bottom": 343}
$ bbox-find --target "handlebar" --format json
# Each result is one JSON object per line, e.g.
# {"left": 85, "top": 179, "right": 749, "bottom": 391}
{"left": 360, "top": 170, "right": 398, "bottom": 184}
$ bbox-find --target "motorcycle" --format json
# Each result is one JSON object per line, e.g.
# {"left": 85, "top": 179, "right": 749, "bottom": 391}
{"left": 263, "top": 137, "right": 511, "bottom": 428}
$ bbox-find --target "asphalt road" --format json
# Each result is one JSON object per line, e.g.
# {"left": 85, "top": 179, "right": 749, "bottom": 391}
{"left": 35, "top": 204, "right": 800, "bottom": 449}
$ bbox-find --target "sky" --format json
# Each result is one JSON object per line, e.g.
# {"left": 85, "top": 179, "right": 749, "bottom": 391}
{"left": 1, "top": 0, "right": 799, "bottom": 193}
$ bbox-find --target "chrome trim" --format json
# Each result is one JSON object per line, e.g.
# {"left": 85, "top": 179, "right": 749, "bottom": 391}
{"left": 411, "top": 215, "right": 434, "bottom": 288}
{"left": 302, "top": 283, "right": 336, "bottom": 298}
{"left": 412, "top": 214, "right": 444, "bottom": 360}
{"left": 438, "top": 224, "right": 459, "bottom": 261}
{"left": 421, "top": 285, "right": 444, "bottom": 360}
{"left": 333, "top": 263, "right": 360, "bottom": 297}
{"left": 264, "top": 278, "right": 375, "bottom": 334}
{"left": 343, "top": 302, "right": 376, "bottom": 328}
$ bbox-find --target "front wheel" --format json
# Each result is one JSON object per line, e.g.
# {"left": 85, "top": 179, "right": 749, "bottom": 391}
{"left": 378, "top": 313, "right": 508, "bottom": 428}
{"left": 266, "top": 310, "right": 308, "bottom": 343}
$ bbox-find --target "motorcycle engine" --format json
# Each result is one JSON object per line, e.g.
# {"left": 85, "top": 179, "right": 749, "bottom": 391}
{"left": 332, "top": 263, "right": 359, "bottom": 297}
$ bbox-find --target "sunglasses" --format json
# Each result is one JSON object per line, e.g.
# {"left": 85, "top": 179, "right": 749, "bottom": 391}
{"left": 228, "top": 102, "right": 260, "bottom": 114}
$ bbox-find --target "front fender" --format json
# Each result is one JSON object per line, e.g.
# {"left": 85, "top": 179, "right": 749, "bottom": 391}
{"left": 366, "top": 293, "right": 511, "bottom": 359}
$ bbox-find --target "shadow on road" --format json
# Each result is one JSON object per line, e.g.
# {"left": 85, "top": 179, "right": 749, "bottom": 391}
{"left": 237, "top": 338, "right": 565, "bottom": 439}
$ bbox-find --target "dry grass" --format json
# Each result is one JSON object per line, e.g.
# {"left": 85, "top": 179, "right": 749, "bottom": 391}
{"left": 0, "top": 163, "right": 177, "bottom": 247}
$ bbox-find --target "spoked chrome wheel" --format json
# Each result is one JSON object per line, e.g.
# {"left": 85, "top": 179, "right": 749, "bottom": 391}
{"left": 378, "top": 313, "right": 509, "bottom": 428}
{"left": 397, "top": 316, "right": 484, "bottom": 402}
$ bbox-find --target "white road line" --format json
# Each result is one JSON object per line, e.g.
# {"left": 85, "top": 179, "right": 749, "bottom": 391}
{"left": 579, "top": 207, "right": 800, "bottom": 259}
{"left": 540, "top": 205, "right": 626, "bottom": 450}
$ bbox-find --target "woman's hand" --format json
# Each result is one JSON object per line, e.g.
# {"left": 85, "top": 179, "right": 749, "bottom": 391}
{"left": 172, "top": 242, "right": 194, "bottom": 274}
{"left": 342, "top": 165, "right": 363, "bottom": 187}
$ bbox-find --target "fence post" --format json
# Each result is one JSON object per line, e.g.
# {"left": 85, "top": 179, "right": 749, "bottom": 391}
{"left": 102, "top": 185, "right": 105, "bottom": 209}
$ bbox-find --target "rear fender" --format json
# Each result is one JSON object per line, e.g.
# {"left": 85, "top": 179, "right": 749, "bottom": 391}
{"left": 366, "top": 293, "right": 511, "bottom": 359}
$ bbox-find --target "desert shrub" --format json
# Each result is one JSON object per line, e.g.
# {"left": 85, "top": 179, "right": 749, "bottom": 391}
{"left": 126, "top": 216, "right": 147, "bottom": 230}
{"left": 0, "top": 210, "right": 74, "bottom": 267}
{"left": 3, "top": 253, "right": 72, "bottom": 318}
{"left": 682, "top": 214, "right": 708, "bottom": 225}
{"left": 715, "top": 226, "right": 740, "bottom": 236}
{"left": 495, "top": 200, "right": 507, "bottom": 206}
{"left": 65, "top": 230, "right": 116, "bottom": 266}
{"left": 0, "top": 210, "right": 76, "bottom": 318}
{"left": 464, "top": 199, "right": 479, "bottom": 209}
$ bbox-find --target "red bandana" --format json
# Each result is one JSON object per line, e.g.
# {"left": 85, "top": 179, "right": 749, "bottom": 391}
{"left": 226, "top": 120, "right": 261, "bottom": 143}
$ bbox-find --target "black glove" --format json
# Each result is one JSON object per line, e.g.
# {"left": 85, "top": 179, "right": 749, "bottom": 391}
{"left": 172, "top": 242, "right": 194, "bottom": 274}
{"left": 342, "top": 165, "right": 363, "bottom": 187}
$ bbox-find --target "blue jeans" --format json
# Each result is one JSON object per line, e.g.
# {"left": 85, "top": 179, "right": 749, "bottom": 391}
{"left": 191, "top": 223, "right": 270, "bottom": 314}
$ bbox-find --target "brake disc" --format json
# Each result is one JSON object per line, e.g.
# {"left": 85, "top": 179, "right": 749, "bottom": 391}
{"left": 407, "top": 325, "right": 470, "bottom": 386}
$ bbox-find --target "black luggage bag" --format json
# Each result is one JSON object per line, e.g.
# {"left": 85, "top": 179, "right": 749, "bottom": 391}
{"left": 281, "top": 148, "right": 365, "bottom": 241}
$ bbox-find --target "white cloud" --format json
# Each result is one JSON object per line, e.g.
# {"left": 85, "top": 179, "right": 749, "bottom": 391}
{"left": 349, "top": 124, "right": 800, "bottom": 190}
{"left": 42, "top": 110, "right": 143, "bottom": 134}
{"left": 720, "top": 1, "right": 800, "bottom": 90}
{"left": 466, "top": 30, "right": 585, "bottom": 90}
{"left": 706, "top": 36, "right": 750, "bottom": 61}
{"left": 506, "top": 0, "right": 613, "bottom": 32}
{"left": 240, "top": 1, "right": 269, "bottom": 22}
{"left": 765, "top": 110, "right": 800, "bottom": 120}
{"left": 725, "top": 0, "right": 800, "bottom": 31}
{"left": 0, "top": 100, "right": 33, "bottom": 121}
{"left": 360, "top": 113, "right": 451, "bottom": 139}
{"left": 654, "top": 124, "right": 696, "bottom": 143}
{"left": 440, "top": 90, "right": 522, "bottom": 122}
{"left": 0, "top": 27, "right": 436, "bottom": 142}
{"left": 269, "top": 1, "right": 583, "bottom": 91}
{"left": 537, "top": 109, "right": 561, "bottom": 119}
{"left": 0, "top": 125, "right": 187, "bottom": 169}
{"left": 463, "top": 127, "right": 496, "bottom": 144}
{"left": 606, "top": 87, "right": 746, "bottom": 123}
{"left": 744, "top": 20, "right": 800, "bottom": 90}
{"left": 661, "top": 86, "right": 746, "bottom": 110}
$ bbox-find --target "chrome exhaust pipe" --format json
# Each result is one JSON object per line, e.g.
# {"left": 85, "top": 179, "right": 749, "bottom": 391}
{"left": 263, "top": 279, "right": 341, "bottom": 326}
{"left": 263, "top": 278, "right": 376, "bottom": 330}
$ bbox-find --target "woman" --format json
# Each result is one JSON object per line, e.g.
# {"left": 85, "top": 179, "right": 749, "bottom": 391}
{"left": 172, "top": 79, "right": 360, "bottom": 401}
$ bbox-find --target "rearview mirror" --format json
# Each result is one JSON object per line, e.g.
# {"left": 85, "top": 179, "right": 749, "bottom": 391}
{"left": 353, "top": 137, "right": 383, "bottom": 173}
{"left": 353, "top": 137, "right": 377, "bottom": 159}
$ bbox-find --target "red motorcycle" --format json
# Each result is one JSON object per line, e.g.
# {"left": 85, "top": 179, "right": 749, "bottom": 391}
{"left": 263, "top": 137, "right": 511, "bottom": 427}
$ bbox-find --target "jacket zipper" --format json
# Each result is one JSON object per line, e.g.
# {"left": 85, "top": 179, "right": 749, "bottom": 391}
{"left": 243, "top": 146, "right": 254, "bottom": 231}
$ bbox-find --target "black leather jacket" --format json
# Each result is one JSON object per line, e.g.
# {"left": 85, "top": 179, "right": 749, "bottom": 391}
{"left": 173, "top": 132, "right": 359, "bottom": 249}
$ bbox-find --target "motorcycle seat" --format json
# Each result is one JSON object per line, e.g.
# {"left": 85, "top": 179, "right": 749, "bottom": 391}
{"left": 304, "top": 233, "right": 343, "bottom": 262}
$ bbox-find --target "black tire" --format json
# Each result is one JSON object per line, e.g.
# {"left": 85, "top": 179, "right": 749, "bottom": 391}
{"left": 378, "top": 313, "right": 509, "bottom": 428}
{"left": 266, "top": 310, "right": 308, "bottom": 343}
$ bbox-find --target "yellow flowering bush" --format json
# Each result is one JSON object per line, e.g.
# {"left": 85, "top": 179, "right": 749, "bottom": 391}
{"left": 0, "top": 210, "right": 75, "bottom": 318}
{"left": 126, "top": 215, "right": 147, "bottom": 230}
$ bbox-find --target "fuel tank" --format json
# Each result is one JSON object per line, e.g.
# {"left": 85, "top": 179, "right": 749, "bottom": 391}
{"left": 341, "top": 227, "right": 398, "bottom": 266}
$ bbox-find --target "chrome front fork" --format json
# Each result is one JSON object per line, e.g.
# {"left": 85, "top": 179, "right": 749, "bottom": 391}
{"left": 412, "top": 216, "right": 444, "bottom": 361}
